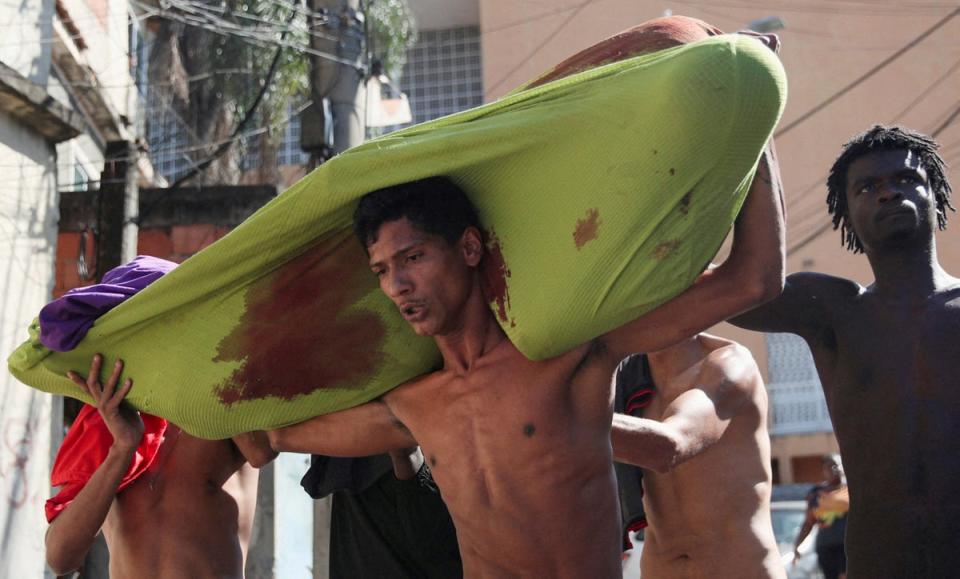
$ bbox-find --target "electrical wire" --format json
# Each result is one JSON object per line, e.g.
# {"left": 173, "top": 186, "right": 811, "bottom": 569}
{"left": 775, "top": 6, "right": 960, "bottom": 138}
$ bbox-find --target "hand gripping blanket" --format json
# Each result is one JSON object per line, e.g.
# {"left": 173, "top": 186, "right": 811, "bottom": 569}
{"left": 9, "top": 18, "right": 786, "bottom": 438}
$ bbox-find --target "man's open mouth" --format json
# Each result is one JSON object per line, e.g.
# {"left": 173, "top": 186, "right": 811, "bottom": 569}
{"left": 400, "top": 303, "right": 425, "bottom": 317}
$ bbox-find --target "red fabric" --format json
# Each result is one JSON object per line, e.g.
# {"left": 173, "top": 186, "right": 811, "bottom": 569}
{"left": 525, "top": 15, "right": 724, "bottom": 89}
{"left": 625, "top": 387, "right": 656, "bottom": 415}
{"left": 46, "top": 405, "right": 167, "bottom": 522}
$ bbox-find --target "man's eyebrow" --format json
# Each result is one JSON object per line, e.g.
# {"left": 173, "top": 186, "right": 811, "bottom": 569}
{"left": 849, "top": 175, "right": 875, "bottom": 190}
{"left": 368, "top": 242, "right": 423, "bottom": 268}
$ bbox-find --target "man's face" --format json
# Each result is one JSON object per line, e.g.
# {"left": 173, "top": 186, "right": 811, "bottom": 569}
{"left": 367, "top": 217, "right": 477, "bottom": 336}
{"left": 844, "top": 148, "right": 935, "bottom": 252}
{"left": 822, "top": 461, "right": 841, "bottom": 482}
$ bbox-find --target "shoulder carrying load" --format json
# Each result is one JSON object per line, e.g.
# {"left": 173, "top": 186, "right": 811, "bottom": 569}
{"left": 9, "top": 18, "right": 786, "bottom": 438}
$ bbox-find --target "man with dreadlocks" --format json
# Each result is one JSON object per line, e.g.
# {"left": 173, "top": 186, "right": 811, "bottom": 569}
{"left": 733, "top": 124, "right": 960, "bottom": 577}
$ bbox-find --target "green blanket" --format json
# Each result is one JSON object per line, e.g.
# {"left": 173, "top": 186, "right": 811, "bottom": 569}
{"left": 9, "top": 34, "right": 786, "bottom": 438}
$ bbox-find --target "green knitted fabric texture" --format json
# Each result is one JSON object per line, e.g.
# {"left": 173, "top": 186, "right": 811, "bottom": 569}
{"left": 9, "top": 35, "right": 786, "bottom": 438}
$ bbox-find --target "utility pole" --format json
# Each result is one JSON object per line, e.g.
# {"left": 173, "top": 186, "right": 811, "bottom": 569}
{"left": 301, "top": 0, "right": 366, "bottom": 167}
{"left": 96, "top": 140, "right": 139, "bottom": 280}
{"left": 249, "top": 3, "right": 369, "bottom": 577}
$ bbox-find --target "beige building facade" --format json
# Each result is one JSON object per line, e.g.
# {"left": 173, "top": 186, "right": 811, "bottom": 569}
{"left": 411, "top": 0, "right": 960, "bottom": 483}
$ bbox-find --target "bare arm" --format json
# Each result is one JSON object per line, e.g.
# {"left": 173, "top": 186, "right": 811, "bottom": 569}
{"left": 232, "top": 431, "right": 278, "bottom": 468}
{"left": 602, "top": 143, "right": 785, "bottom": 359}
{"left": 389, "top": 446, "right": 425, "bottom": 481}
{"left": 46, "top": 355, "right": 144, "bottom": 576}
{"left": 792, "top": 505, "right": 818, "bottom": 560}
{"left": 611, "top": 344, "right": 757, "bottom": 472}
{"left": 267, "top": 399, "right": 416, "bottom": 457}
{"left": 730, "top": 271, "right": 859, "bottom": 340}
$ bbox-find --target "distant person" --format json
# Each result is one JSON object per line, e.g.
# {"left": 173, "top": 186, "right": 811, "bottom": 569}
{"left": 733, "top": 125, "right": 960, "bottom": 577}
{"left": 793, "top": 454, "right": 848, "bottom": 579}
{"left": 611, "top": 334, "right": 785, "bottom": 579}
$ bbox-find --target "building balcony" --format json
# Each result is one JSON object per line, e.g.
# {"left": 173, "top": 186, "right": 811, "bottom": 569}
{"left": 768, "top": 379, "right": 833, "bottom": 436}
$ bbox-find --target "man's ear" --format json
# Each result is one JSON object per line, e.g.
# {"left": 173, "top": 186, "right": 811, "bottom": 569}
{"left": 460, "top": 226, "right": 484, "bottom": 267}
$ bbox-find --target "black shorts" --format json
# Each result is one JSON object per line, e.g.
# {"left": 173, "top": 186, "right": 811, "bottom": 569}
{"left": 816, "top": 543, "right": 847, "bottom": 579}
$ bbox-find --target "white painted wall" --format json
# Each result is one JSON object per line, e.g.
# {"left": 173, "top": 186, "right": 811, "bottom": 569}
{"left": 0, "top": 112, "right": 60, "bottom": 579}
{"left": 0, "top": 0, "right": 55, "bottom": 85}
{"left": 59, "top": 0, "right": 134, "bottom": 120}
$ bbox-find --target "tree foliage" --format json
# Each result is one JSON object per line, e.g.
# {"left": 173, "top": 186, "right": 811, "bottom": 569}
{"left": 147, "top": 0, "right": 415, "bottom": 185}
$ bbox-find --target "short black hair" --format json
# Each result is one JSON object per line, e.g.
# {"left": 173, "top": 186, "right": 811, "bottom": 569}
{"left": 827, "top": 124, "right": 954, "bottom": 253}
{"left": 353, "top": 176, "right": 481, "bottom": 248}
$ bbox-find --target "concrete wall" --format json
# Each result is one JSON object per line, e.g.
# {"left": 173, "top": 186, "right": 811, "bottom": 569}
{"left": 0, "top": 111, "right": 60, "bottom": 579}
{"left": 0, "top": 0, "right": 55, "bottom": 85}
{"left": 62, "top": 0, "right": 134, "bottom": 120}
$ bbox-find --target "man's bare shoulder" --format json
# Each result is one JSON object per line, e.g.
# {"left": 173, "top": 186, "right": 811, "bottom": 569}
{"left": 785, "top": 271, "right": 863, "bottom": 301}
{"left": 694, "top": 334, "right": 762, "bottom": 406}
{"left": 382, "top": 367, "right": 448, "bottom": 407}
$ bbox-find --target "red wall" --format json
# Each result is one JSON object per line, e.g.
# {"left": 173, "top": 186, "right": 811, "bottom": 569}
{"left": 55, "top": 224, "right": 232, "bottom": 297}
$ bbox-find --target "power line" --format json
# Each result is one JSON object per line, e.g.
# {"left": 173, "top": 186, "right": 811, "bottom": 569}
{"left": 775, "top": 6, "right": 960, "bottom": 138}
{"left": 131, "top": 0, "right": 360, "bottom": 68}
{"left": 481, "top": 0, "right": 600, "bottom": 37}
{"left": 672, "top": 0, "right": 957, "bottom": 17}
{"left": 783, "top": 50, "right": 960, "bottom": 228}
{"left": 786, "top": 100, "right": 960, "bottom": 256}
{"left": 932, "top": 102, "right": 960, "bottom": 137}
{"left": 485, "top": 0, "right": 601, "bottom": 95}
{"left": 139, "top": 5, "right": 304, "bottom": 221}
{"left": 891, "top": 55, "right": 960, "bottom": 123}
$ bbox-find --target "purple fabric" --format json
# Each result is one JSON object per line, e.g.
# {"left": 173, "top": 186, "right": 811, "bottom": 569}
{"left": 39, "top": 255, "right": 178, "bottom": 352}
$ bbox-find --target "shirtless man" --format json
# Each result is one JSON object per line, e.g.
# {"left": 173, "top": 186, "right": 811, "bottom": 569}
{"left": 268, "top": 140, "right": 784, "bottom": 577}
{"left": 611, "top": 334, "right": 784, "bottom": 579}
{"left": 732, "top": 125, "right": 960, "bottom": 577}
{"left": 45, "top": 354, "right": 277, "bottom": 578}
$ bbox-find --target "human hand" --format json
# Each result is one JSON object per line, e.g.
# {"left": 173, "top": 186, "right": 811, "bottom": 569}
{"left": 736, "top": 30, "right": 780, "bottom": 54}
{"left": 67, "top": 354, "right": 144, "bottom": 452}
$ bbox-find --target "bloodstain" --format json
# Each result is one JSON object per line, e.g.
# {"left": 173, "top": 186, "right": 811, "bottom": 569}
{"left": 573, "top": 208, "right": 602, "bottom": 249}
{"left": 669, "top": 168, "right": 675, "bottom": 176}
{"left": 651, "top": 239, "right": 681, "bottom": 260}
{"left": 213, "top": 230, "right": 386, "bottom": 405}
{"left": 679, "top": 191, "right": 693, "bottom": 215}
{"left": 481, "top": 229, "right": 514, "bottom": 326}
{"left": 523, "top": 17, "right": 722, "bottom": 89}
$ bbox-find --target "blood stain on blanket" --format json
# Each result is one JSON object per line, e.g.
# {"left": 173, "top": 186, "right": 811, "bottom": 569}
{"left": 573, "top": 208, "right": 601, "bottom": 249}
{"left": 214, "top": 231, "right": 385, "bottom": 404}
{"left": 651, "top": 239, "right": 681, "bottom": 260}
{"left": 481, "top": 229, "right": 515, "bottom": 327}
{"left": 679, "top": 191, "right": 693, "bottom": 215}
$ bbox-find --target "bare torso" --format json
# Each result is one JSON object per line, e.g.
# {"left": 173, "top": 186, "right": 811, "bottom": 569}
{"left": 103, "top": 431, "right": 260, "bottom": 579}
{"left": 639, "top": 336, "right": 783, "bottom": 579}
{"left": 801, "top": 278, "right": 960, "bottom": 577}
{"left": 384, "top": 339, "right": 622, "bottom": 579}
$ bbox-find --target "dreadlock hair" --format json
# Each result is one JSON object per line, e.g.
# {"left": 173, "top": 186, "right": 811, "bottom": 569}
{"left": 826, "top": 124, "right": 954, "bottom": 253}
{"left": 353, "top": 176, "right": 480, "bottom": 250}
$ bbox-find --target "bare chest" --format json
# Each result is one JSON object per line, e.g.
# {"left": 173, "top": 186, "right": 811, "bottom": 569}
{"left": 389, "top": 352, "right": 616, "bottom": 518}
{"left": 818, "top": 299, "right": 960, "bottom": 499}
